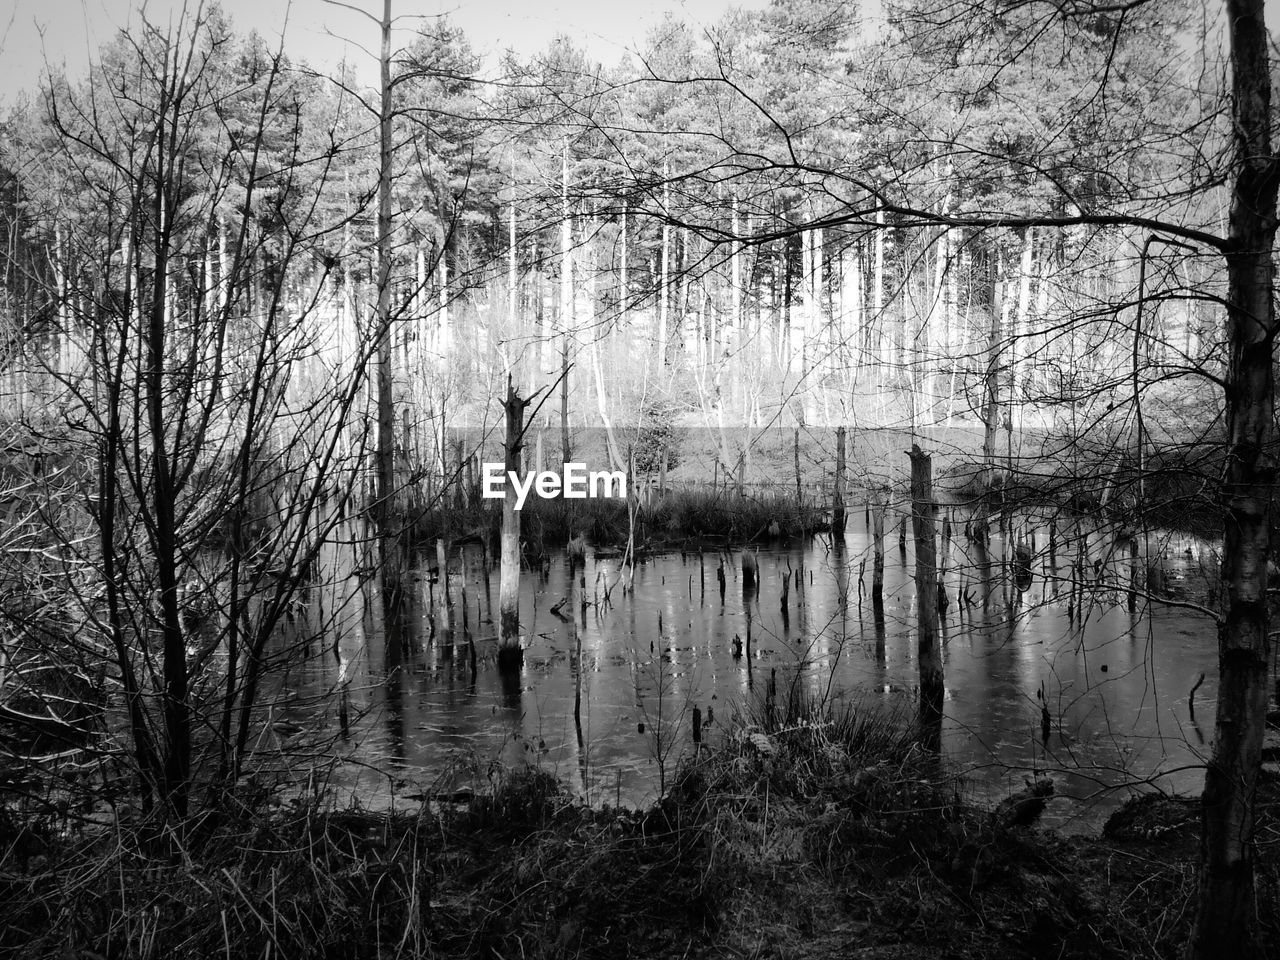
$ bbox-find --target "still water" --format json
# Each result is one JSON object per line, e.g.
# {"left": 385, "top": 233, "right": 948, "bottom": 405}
{"left": 277, "top": 506, "right": 1222, "bottom": 833}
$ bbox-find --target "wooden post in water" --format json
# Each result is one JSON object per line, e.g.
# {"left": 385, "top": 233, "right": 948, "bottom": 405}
{"left": 572, "top": 614, "right": 582, "bottom": 729}
{"left": 457, "top": 545, "right": 469, "bottom": 634}
{"left": 743, "top": 550, "right": 758, "bottom": 597}
{"left": 909, "top": 445, "right": 943, "bottom": 745}
{"left": 832, "top": 426, "right": 847, "bottom": 537}
{"left": 499, "top": 377, "right": 530, "bottom": 671}
{"left": 794, "top": 428, "right": 802, "bottom": 510}
{"left": 1128, "top": 536, "right": 1139, "bottom": 614}
{"left": 1073, "top": 528, "right": 1087, "bottom": 621}
{"left": 872, "top": 493, "right": 886, "bottom": 616}
{"left": 480, "top": 538, "right": 493, "bottom": 620}
{"left": 938, "top": 511, "right": 951, "bottom": 615}
{"left": 435, "top": 537, "right": 452, "bottom": 642}
{"left": 561, "top": 340, "right": 571, "bottom": 466}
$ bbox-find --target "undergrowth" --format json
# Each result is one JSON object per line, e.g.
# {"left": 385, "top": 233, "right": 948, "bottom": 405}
{"left": 2, "top": 702, "right": 1276, "bottom": 959}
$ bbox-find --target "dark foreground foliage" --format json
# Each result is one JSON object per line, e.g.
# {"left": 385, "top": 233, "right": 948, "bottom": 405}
{"left": 2, "top": 707, "right": 1278, "bottom": 959}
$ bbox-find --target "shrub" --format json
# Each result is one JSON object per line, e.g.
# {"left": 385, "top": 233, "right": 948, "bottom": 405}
{"left": 634, "top": 398, "right": 682, "bottom": 474}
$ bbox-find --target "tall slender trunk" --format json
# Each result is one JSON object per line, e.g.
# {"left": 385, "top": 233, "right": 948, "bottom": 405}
{"left": 982, "top": 245, "right": 1003, "bottom": 492}
{"left": 1189, "top": 2, "right": 1279, "bottom": 955}
{"left": 53, "top": 225, "right": 67, "bottom": 378}
{"left": 619, "top": 206, "right": 628, "bottom": 313}
{"left": 680, "top": 228, "right": 690, "bottom": 354}
{"left": 909, "top": 445, "right": 942, "bottom": 752}
{"left": 509, "top": 174, "right": 518, "bottom": 322}
{"left": 730, "top": 196, "right": 741, "bottom": 352}
{"left": 438, "top": 253, "right": 448, "bottom": 356}
{"left": 593, "top": 338, "right": 624, "bottom": 471}
{"left": 149, "top": 106, "right": 189, "bottom": 821}
{"left": 871, "top": 493, "right": 885, "bottom": 616}
{"left": 813, "top": 227, "right": 824, "bottom": 420}
{"left": 873, "top": 211, "right": 885, "bottom": 379}
{"left": 1011, "top": 228, "right": 1034, "bottom": 413}
{"left": 374, "top": 0, "right": 399, "bottom": 603}
{"left": 560, "top": 144, "right": 572, "bottom": 463}
{"left": 729, "top": 197, "right": 741, "bottom": 408}
{"left": 659, "top": 168, "right": 669, "bottom": 367}
{"left": 929, "top": 227, "right": 948, "bottom": 416}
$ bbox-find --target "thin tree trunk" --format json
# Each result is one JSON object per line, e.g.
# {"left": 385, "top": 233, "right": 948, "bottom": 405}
{"left": 730, "top": 195, "right": 741, "bottom": 359}
{"left": 498, "top": 378, "right": 529, "bottom": 670}
{"left": 1012, "top": 227, "right": 1034, "bottom": 412}
{"left": 794, "top": 427, "right": 802, "bottom": 509}
{"left": 909, "top": 445, "right": 942, "bottom": 751}
{"left": 872, "top": 492, "right": 885, "bottom": 616}
{"left": 619, "top": 206, "right": 628, "bottom": 312}
{"left": 561, "top": 338, "right": 571, "bottom": 464}
{"left": 509, "top": 174, "right": 517, "bottom": 321}
{"left": 873, "top": 211, "right": 885, "bottom": 379}
{"left": 593, "top": 338, "right": 624, "bottom": 471}
{"left": 832, "top": 425, "right": 847, "bottom": 535}
{"left": 1189, "top": 2, "right": 1279, "bottom": 953}
{"left": 982, "top": 245, "right": 1003, "bottom": 493}
{"left": 659, "top": 167, "right": 669, "bottom": 367}
{"left": 560, "top": 144, "right": 572, "bottom": 464}
{"left": 375, "top": 0, "right": 399, "bottom": 604}
{"left": 148, "top": 114, "right": 189, "bottom": 821}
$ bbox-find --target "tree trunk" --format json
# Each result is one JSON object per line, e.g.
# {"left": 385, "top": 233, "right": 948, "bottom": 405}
{"left": 873, "top": 211, "right": 885, "bottom": 379}
{"left": 560, "top": 337, "right": 571, "bottom": 464}
{"left": 375, "top": 0, "right": 399, "bottom": 604}
{"left": 1011, "top": 227, "right": 1034, "bottom": 414}
{"left": 730, "top": 195, "right": 741, "bottom": 365}
{"left": 832, "top": 425, "right": 847, "bottom": 536}
{"left": 872, "top": 492, "right": 885, "bottom": 616}
{"left": 498, "top": 378, "right": 529, "bottom": 671}
{"left": 149, "top": 151, "right": 189, "bottom": 821}
{"left": 794, "top": 427, "right": 802, "bottom": 509}
{"left": 1189, "top": 2, "right": 1279, "bottom": 955}
{"left": 659, "top": 168, "right": 669, "bottom": 367}
{"left": 509, "top": 178, "right": 518, "bottom": 322}
{"left": 619, "top": 206, "right": 627, "bottom": 310}
{"left": 909, "top": 445, "right": 942, "bottom": 750}
{"left": 982, "top": 244, "right": 1003, "bottom": 493}
{"left": 593, "top": 339, "right": 624, "bottom": 471}
{"left": 560, "top": 141, "right": 572, "bottom": 464}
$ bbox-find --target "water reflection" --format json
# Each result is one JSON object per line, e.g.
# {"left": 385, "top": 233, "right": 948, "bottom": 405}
{"left": 282, "top": 506, "right": 1226, "bottom": 832}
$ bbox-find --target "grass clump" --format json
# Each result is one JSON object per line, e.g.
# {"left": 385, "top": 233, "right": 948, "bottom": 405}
{"left": 1, "top": 798, "right": 437, "bottom": 960}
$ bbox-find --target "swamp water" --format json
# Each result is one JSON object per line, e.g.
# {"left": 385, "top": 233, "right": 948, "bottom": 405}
{"left": 276, "top": 507, "right": 1222, "bottom": 833}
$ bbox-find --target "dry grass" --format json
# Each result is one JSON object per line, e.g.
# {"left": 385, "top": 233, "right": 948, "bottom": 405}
{"left": 3, "top": 707, "right": 1278, "bottom": 959}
